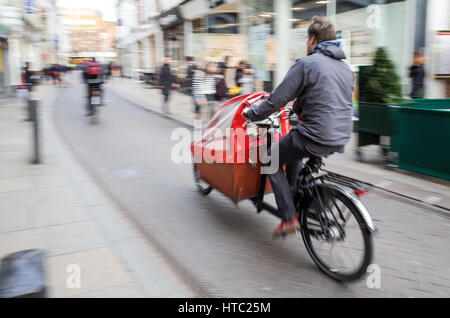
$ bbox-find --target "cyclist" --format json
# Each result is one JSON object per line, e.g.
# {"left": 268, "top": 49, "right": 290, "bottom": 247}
{"left": 83, "top": 58, "right": 104, "bottom": 115}
{"left": 243, "top": 16, "right": 355, "bottom": 238}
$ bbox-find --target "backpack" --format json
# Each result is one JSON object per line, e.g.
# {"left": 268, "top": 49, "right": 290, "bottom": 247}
{"left": 87, "top": 62, "right": 101, "bottom": 75}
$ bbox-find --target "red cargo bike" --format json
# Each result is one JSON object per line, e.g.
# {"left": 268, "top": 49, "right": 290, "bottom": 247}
{"left": 191, "top": 92, "right": 376, "bottom": 282}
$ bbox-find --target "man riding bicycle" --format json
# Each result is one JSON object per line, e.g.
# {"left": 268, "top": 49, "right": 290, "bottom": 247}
{"left": 243, "top": 16, "right": 355, "bottom": 238}
{"left": 83, "top": 58, "right": 104, "bottom": 115}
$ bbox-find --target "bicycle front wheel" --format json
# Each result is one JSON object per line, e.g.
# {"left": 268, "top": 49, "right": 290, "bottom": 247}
{"left": 300, "top": 185, "right": 373, "bottom": 282}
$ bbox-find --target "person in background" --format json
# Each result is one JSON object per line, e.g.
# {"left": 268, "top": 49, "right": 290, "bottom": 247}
{"left": 238, "top": 64, "right": 254, "bottom": 95}
{"left": 218, "top": 56, "right": 229, "bottom": 74}
{"left": 158, "top": 57, "right": 179, "bottom": 114}
{"left": 185, "top": 56, "right": 200, "bottom": 114}
{"left": 50, "top": 64, "right": 60, "bottom": 86}
{"left": 22, "top": 62, "right": 35, "bottom": 95}
{"left": 192, "top": 62, "right": 217, "bottom": 120}
{"left": 215, "top": 66, "right": 228, "bottom": 104}
{"left": 204, "top": 62, "right": 218, "bottom": 118}
{"left": 192, "top": 63, "right": 206, "bottom": 119}
{"left": 409, "top": 50, "right": 426, "bottom": 99}
{"left": 234, "top": 60, "right": 246, "bottom": 88}
{"left": 107, "top": 62, "right": 113, "bottom": 80}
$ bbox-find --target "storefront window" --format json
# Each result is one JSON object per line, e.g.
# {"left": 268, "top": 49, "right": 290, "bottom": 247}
{"left": 244, "top": 0, "right": 275, "bottom": 90}
{"left": 0, "top": 40, "right": 5, "bottom": 93}
{"left": 289, "top": 0, "right": 327, "bottom": 62}
{"left": 334, "top": 0, "right": 410, "bottom": 89}
{"left": 208, "top": 13, "right": 238, "bottom": 34}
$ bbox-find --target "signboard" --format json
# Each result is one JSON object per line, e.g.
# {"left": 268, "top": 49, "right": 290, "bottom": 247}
{"left": 434, "top": 31, "right": 450, "bottom": 78}
{"left": 248, "top": 24, "right": 270, "bottom": 82}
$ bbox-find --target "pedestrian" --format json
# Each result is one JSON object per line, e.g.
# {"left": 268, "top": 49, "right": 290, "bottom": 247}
{"left": 22, "top": 62, "right": 34, "bottom": 96}
{"left": 49, "top": 64, "right": 60, "bottom": 86}
{"left": 234, "top": 60, "right": 246, "bottom": 88}
{"left": 409, "top": 50, "right": 425, "bottom": 99}
{"left": 185, "top": 56, "right": 200, "bottom": 114}
{"left": 192, "top": 62, "right": 219, "bottom": 120}
{"left": 215, "top": 66, "right": 228, "bottom": 104}
{"left": 218, "top": 55, "right": 229, "bottom": 74}
{"left": 158, "top": 57, "right": 178, "bottom": 114}
{"left": 107, "top": 62, "right": 112, "bottom": 80}
{"left": 238, "top": 64, "right": 254, "bottom": 95}
{"left": 204, "top": 63, "right": 218, "bottom": 118}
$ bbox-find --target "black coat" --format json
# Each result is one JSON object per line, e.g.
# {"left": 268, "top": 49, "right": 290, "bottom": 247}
{"left": 159, "top": 65, "right": 173, "bottom": 95}
{"left": 409, "top": 65, "right": 425, "bottom": 98}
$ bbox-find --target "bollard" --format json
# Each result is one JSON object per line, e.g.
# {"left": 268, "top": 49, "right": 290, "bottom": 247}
{"left": 26, "top": 97, "right": 33, "bottom": 122}
{"left": 29, "top": 100, "right": 40, "bottom": 164}
{"left": 25, "top": 85, "right": 33, "bottom": 121}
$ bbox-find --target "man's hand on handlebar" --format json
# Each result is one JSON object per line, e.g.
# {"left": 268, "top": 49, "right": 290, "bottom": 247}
{"left": 242, "top": 107, "right": 293, "bottom": 128}
{"left": 242, "top": 107, "right": 250, "bottom": 119}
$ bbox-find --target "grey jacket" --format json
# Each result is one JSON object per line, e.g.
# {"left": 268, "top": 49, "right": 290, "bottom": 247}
{"left": 247, "top": 43, "right": 355, "bottom": 147}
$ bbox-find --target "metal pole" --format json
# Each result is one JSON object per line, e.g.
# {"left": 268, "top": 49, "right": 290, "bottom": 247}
{"left": 30, "top": 99, "right": 40, "bottom": 164}
{"left": 26, "top": 85, "right": 33, "bottom": 121}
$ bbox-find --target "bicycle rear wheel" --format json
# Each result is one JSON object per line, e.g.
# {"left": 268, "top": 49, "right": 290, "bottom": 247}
{"left": 300, "top": 185, "right": 373, "bottom": 282}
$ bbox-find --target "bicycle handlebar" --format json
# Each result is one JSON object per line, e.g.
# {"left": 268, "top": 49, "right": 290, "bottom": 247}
{"left": 242, "top": 107, "right": 293, "bottom": 128}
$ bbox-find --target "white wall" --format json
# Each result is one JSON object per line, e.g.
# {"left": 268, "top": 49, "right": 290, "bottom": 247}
{"left": 425, "top": 0, "right": 450, "bottom": 98}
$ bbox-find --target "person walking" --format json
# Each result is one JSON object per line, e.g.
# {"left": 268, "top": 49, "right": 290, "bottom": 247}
{"left": 409, "top": 50, "right": 426, "bottom": 99}
{"left": 204, "top": 63, "right": 218, "bottom": 118}
{"left": 215, "top": 66, "right": 228, "bottom": 104}
{"left": 158, "top": 57, "right": 178, "bottom": 114}
{"left": 185, "top": 57, "right": 200, "bottom": 114}
{"left": 238, "top": 64, "right": 254, "bottom": 95}
{"left": 234, "top": 60, "right": 246, "bottom": 87}
{"left": 192, "top": 64, "right": 206, "bottom": 119}
{"left": 192, "top": 62, "right": 217, "bottom": 120}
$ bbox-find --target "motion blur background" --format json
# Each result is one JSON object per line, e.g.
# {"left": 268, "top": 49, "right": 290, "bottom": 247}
{"left": 0, "top": 0, "right": 449, "bottom": 98}
{"left": 0, "top": 0, "right": 449, "bottom": 298}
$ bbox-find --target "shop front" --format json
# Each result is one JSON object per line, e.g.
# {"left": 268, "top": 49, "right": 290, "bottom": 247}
{"left": 174, "top": 0, "right": 425, "bottom": 99}
{"left": 0, "top": 38, "right": 6, "bottom": 95}
{"left": 0, "top": 23, "right": 11, "bottom": 95}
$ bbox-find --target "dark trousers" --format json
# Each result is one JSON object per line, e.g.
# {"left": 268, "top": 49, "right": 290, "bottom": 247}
{"left": 267, "top": 130, "right": 308, "bottom": 221}
{"left": 267, "top": 129, "right": 339, "bottom": 221}
{"left": 162, "top": 93, "right": 170, "bottom": 113}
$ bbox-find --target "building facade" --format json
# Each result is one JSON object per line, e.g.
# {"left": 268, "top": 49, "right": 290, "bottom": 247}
{"left": 59, "top": 8, "right": 116, "bottom": 62}
{"left": 0, "top": 0, "right": 70, "bottom": 95}
{"left": 116, "top": 0, "right": 449, "bottom": 98}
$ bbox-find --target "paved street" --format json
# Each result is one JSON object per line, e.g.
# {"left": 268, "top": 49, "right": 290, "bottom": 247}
{"left": 0, "top": 83, "right": 193, "bottom": 298}
{"left": 49, "top": 74, "right": 450, "bottom": 297}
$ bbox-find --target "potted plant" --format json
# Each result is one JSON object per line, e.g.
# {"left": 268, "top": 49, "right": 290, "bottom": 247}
{"left": 356, "top": 47, "right": 404, "bottom": 164}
